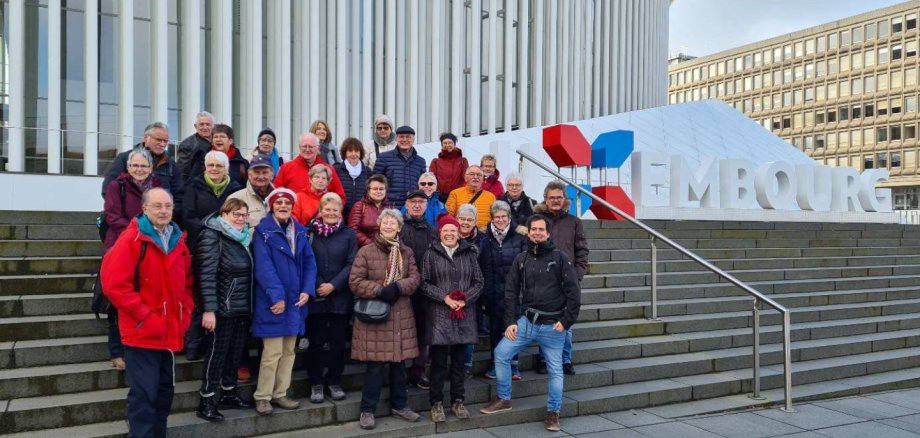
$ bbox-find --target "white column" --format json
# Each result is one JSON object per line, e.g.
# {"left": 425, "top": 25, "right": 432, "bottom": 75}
{"left": 532, "top": 0, "right": 542, "bottom": 126}
{"left": 336, "top": 0, "right": 348, "bottom": 140}
{"left": 592, "top": 0, "right": 601, "bottom": 117}
{"left": 486, "top": 0, "right": 497, "bottom": 134}
{"left": 151, "top": 0, "right": 168, "bottom": 125}
{"left": 385, "top": 0, "right": 396, "bottom": 118}
{"left": 267, "top": 0, "right": 292, "bottom": 154}
{"left": 84, "top": 0, "right": 99, "bottom": 175}
{"left": 572, "top": 0, "right": 582, "bottom": 121}
{"left": 408, "top": 0, "right": 419, "bottom": 133}
{"left": 502, "top": 0, "right": 513, "bottom": 132}
{"left": 47, "top": 0, "right": 62, "bottom": 172}
{"left": 517, "top": 0, "right": 529, "bottom": 130}
{"left": 6, "top": 0, "right": 24, "bottom": 171}
{"left": 351, "top": 0, "right": 361, "bottom": 136}
{"left": 546, "top": 1, "right": 557, "bottom": 124}
{"left": 430, "top": 0, "right": 443, "bottom": 135}
{"left": 293, "top": 2, "right": 307, "bottom": 149}
{"left": 180, "top": 0, "right": 200, "bottom": 142}
{"left": 374, "top": 1, "right": 384, "bottom": 118}
{"left": 278, "top": 0, "right": 292, "bottom": 154}
{"left": 450, "top": 0, "right": 463, "bottom": 134}
{"left": 601, "top": 1, "right": 611, "bottom": 115}
{"left": 470, "top": 0, "right": 482, "bottom": 136}
{"left": 559, "top": 0, "right": 569, "bottom": 123}
{"left": 363, "top": 0, "right": 373, "bottom": 137}
{"left": 210, "top": 0, "right": 232, "bottom": 123}
{"left": 308, "top": 1, "right": 320, "bottom": 124}
{"left": 241, "top": 0, "right": 263, "bottom": 150}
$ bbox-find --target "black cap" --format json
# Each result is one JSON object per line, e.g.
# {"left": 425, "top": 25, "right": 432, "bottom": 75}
{"left": 258, "top": 128, "right": 276, "bottom": 142}
{"left": 395, "top": 125, "right": 416, "bottom": 135}
{"left": 249, "top": 154, "right": 273, "bottom": 169}
{"left": 406, "top": 189, "right": 427, "bottom": 200}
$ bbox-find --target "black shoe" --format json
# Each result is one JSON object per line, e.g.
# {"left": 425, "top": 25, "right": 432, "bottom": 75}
{"left": 409, "top": 375, "right": 430, "bottom": 390}
{"left": 535, "top": 359, "right": 548, "bottom": 375}
{"left": 219, "top": 388, "right": 253, "bottom": 409}
{"left": 563, "top": 363, "right": 576, "bottom": 375}
{"left": 197, "top": 395, "right": 225, "bottom": 422}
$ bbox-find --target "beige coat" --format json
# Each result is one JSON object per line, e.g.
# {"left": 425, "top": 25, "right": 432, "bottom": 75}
{"left": 227, "top": 182, "right": 271, "bottom": 228}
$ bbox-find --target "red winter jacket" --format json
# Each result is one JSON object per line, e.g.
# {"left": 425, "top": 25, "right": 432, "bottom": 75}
{"left": 275, "top": 155, "right": 346, "bottom": 202}
{"left": 482, "top": 168, "right": 505, "bottom": 198}
{"left": 429, "top": 149, "right": 469, "bottom": 197}
{"left": 347, "top": 197, "right": 391, "bottom": 247}
{"left": 101, "top": 218, "right": 194, "bottom": 352}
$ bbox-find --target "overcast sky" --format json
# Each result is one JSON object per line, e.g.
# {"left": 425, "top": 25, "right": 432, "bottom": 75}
{"left": 669, "top": 0, "right": 910, "bottom": 58}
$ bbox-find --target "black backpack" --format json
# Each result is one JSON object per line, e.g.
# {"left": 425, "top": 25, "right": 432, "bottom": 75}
{"left": 96, "top": 180, "right": 127, "bottom": 242}
{"left": 92, "top": 241, "right": 149, "bottom": 318}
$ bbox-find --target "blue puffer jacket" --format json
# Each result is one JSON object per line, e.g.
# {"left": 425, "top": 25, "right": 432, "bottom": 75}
{"left": 251, "top": 215, "right": 317, "bottom": 338}
{"left": 372, "top": 147, "right": 426, "bottom": 209}
{"left": 334, "top": 161, "right": 371, "bottom": 218}
{"left": 479, "top": 223, "right": 528, "bottom": 315}
{"left": 308, "top": 222, "right": 358, "bottom": 315}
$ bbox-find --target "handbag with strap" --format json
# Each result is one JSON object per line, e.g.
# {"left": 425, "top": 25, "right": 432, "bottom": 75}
{"left": 354, "top": 298, "right": 390, "bottom": 323}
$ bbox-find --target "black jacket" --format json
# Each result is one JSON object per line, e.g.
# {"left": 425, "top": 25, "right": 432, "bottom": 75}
{"left": 503, "top": 240, "right": 581, "bottom": 330}
{"left": 182, "top": 174, "right": 243, "bottom": 241}
{"left": 194, "top": 214, "right": 253, "bottom": 318}
{"left": 308, "top": 222, "right": 358, "bottom": 315}
{"left": 479, "top": 224, "right": 528, "bottom": 315}
{"left": 186, "top": 146, "right": 250, "bottom": 188}
{"left": 534, "top": 202, "right": 590, "bottom": 280}
{"left": 501, "top": 192, "right": 537, "bottom": 227}
{"left": 420, "top": 240, "right": 483, "bottom": 345}
{"left": 401, "top": 215, "right": 438, "bottom": 265}
{"left": 102, "top": 144, "right": 185, "bottom": 215}
{"left": 177, "top": 133, "right": 211, "bottom": 181}
{"left": 334, "top": 161, "right": 372, "bottom": 217}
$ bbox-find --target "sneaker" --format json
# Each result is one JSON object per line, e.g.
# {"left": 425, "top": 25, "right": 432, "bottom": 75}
{"left": 545, "top": 411, "right": 561, "bottom": 431}
{"left": 270, "top": 396, "right": 300, "bottom": 410}
{"left": 237, "top": 367, "right": 252, "bottom": 384}
{"left": 409, "top": 375, "right": 430, "bottom": 390}
{"left": 359, "top": 412, "right": 375, "bottom": 430}
{"left": 563, "top": 363, "right": 576, "bottom": 375}
{"left": 511, "top": 369, "right": 522, "bottom": 381}
{"left": 484, "top": 368, "right": 497, "bottom": 379}
{"left": 310, "top": 384, "right": 324, "bottom": 404}
{"left": 391, "top": 407, "right": 421, "bottom": 422}
{"left": 430, "top": 401, "right": 446, "bottom": 423}
{"left": 328, "top": 384, "right": 346, "bottom": 401}
{"left": 451, "top": 400, "right": 470, "bottom": 419}
{"left": 479, "top": 397, "right": 512, "bottom": 415}
{"left": 535, "top": 359, "right": 548, "bottom": 375}
{"left": 254, "top": 399, "right": 273, "bottom": 415}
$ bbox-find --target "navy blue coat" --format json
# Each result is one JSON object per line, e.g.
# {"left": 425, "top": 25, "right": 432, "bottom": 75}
{"left": 252, "top": 215, "right": 317, "bottom": 338}
{"left": 308, "top": 223, "right": 358, "bottom": 315}
{"left": 333, "top": 161, "right": 371, "bottom": 217}
{"left": 479, "top": 224, "right": 528, "bottom": 315}
{"left": 372, "top": 147, "right": 426, "bottom": 209}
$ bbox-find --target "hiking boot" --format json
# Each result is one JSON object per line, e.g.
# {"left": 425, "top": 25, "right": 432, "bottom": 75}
{"left": 534, "top": 359, "right": 548, "bottom": 374}
{"left": 430, "top": 401, "right": 446, "bottom": 423}
{"left": 254, "top": 399, "right": 273, "bottom": 415}
{"left": 328, "top": 384, "right": 346, "bottom": 401}
{"left": 359, "top": 412, "right": 375, "bottom": 429}
{"left": 270, "top": 396, "right": 300, "bottom": 410}
{"left": 219, "top": 388, "right": 252, "bottom": 409}
{"left": 451, "top": 400, "right": 470, "bottom": 419}
{"left": 479, "top": 397, "right": 512, "bottom": 415}
{"left": 545, "top": 411, "right": 561, "bottom": 431}
{"left": 563, "top": 363, "right": 576, "bottom": 375}
{"left": 309, "top": 384, "right": 325, "bottom": 404}
{"left": 196, "top": 395, "right": 224, "bottom": 422}
{"left": 391, "top": 407, "right": 421, "bottom": 422}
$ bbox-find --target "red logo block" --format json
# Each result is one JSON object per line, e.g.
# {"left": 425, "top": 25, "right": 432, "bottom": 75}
{"left": 543, "top": 124, "right": 592, "bottom": 167}
{"left": 590, "top": 186, "right": 635, "bottom": 221}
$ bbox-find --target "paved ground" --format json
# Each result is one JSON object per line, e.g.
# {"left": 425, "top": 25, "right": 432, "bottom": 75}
{"left": 418, "top": 388, "right": 920, "bottom": 438}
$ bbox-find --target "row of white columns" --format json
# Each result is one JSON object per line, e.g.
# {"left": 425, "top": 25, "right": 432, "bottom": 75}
{"left": 4, "top": 0, "right": 668, "bottom": 174}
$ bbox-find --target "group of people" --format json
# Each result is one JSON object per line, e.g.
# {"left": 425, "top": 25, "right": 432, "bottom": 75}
{"left": 98, "top": 111, "right": 587, "bottom": 437}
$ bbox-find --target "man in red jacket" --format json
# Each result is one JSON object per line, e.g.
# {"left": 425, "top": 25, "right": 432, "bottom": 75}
{"left": 275, "top": 132, "right": 346, "bottom": 201}
{"left": 101, "top": 187, "right": 194, "bottom": 438}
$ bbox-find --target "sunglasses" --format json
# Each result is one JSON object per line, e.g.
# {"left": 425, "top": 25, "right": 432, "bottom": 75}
{"left": 419, "top": 182, "right": 436, "bottom": 186}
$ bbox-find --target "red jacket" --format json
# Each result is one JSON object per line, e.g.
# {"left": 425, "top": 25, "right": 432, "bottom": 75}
{"left": 275, "top": 155, "right": 346, "bottom": 202}
{"left": 101, "top": 218, "right": 194, "bottom": 352}
{"left": 347, "top": 197, "right": 391, "bottom": 247}
{"left": 429, "top": 149, "right": 469, "bottom": 196}
{"left": 482, "top": 168, "right": 505, "bottom": 198}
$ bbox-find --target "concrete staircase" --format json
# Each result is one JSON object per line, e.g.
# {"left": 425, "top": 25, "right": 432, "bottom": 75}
{"left": 2, "top": 211, "right": 920, "bottom": 437}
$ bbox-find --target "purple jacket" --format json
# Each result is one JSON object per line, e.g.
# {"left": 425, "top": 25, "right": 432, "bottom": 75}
{"left": 103, "top": 173, "right": 163, "bottom": 249}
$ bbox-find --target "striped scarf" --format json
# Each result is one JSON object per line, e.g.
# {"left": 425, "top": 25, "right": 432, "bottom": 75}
{"left": 378, "top": 235, "right": 404, "bottom": 286}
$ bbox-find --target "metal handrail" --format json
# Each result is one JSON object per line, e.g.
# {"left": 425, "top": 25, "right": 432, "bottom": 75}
{"left": 517, "top": 149, "right": 794, "bottom": 413}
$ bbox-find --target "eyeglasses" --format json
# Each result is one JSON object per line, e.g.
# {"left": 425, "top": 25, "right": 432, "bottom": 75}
{"left": 547, "top": 196, "right": 566, "bottom": 201}
{"left": 230, "top": 211, "right": 250, "bottom": 219}
{"left": 376, "top": 126, "right": 391, "bottom": 131}
{"left": 507, "top": 183, "right": 523, "bottom": 188}
{"left": 466, "top": 172, "right": 483, "bottom": 177}
{"left": 147, "top": 203, "right": 174, "bottom": 211}
{"left": 206, "top": 163, "right": 226, "bottom": 169}
{"left": 419, "top": 182, "right": 436, "bottom": 187}
{"left": 128, "top": 164, "right": 151, "bottom": 169}
{"left": 369, "top": 187, "right": 387, "bottom": 191}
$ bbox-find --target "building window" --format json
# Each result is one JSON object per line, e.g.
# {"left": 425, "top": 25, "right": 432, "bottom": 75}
{"left": 782, "top": 117, "right": 792, "bottom": 129}
{"left": 829, "top": 32, "right": 839, "bottom": 49}
{"left": 754, "top": 52, "right": 762, "bottom": 67}
{"left": 907, "top": 96, "right": 917, "bottom": 113}
{"left": 735, "top": 57, "right": 743, "bottom": 71}
{"left": 795, "top": 41, "right": 804, "bottom": 57}
{"left": 878, "top": 99, "right": 889, "bottom": 116}
{"left": 908, "top": 13, "right": 917, "bottom": 30}
{"left": 891, "top": 152, "right": 902, "bottom": 168}
{"left": 816, "top": 60, "right": 827, "bottom": 76}
{"left": 905, "top": 125, "right": 916, "bottom": 140}
{"left": 805, "top": 136, "right": 814, "bottom": 149}
{"left": 865, "top": 49, "right": 876, "bottom": 66}
{"left": 817, "top": 35, "right": 827, "bottom": 52}
{"left": 828, "top": 110, "right": 837, "bottom": 122}
{"left": 879, "top": 19, "right": 890, "bottom": 37}
{"left": 852, "top": 52, "right": 863, "bottom": 69}
{"left": 840, "top": 80, "right": 850, "bottom": 97}
{"left": 853, "top": 26, "right": 863, "bottom": 44}
{"left": 817, "top": 84, "right": 826, "bottom": 101}
{"left": 840, "top": 131, "right": 850, "bottom": 148}
{"left": 865, "top": 103, "right": 875, "bottom": 117}
{"left": 866, "top": 22, "right": 877, "bottom": 40}
{"left": 829, "top": 58, "right": 839, "bottom": 74}
{"left": 852, "top": 78, "right": 862, "bottom": 95}
{"left": 893, "top": 44, "right": 903, "bottom": 60}
{"left": 773, "top": 47, "right": 782, "bottom": 63}
{"left": 865, "top": 128, "right": 876, "bottom": 146}
{"left": 893, "top": 70, "right": 903, "bottom": 88}
{"left": 865, "top": 75, "right": 876, "bottom": 92}
{"left": 879, "top": 47, "right": 890, "bottom": 64}
{"left": 784, "top": 68, "right": 792, "bottom": 84}
{"left": 805, "top": 63, "right": 814, "bottom": 79}
{"left": 852, "top": 129, "right": 863, "bottom": 147}
{"left": 817, "top": 111, "right": 826, "bottom": 124}
{"left": 841, "top": 55, "right": 851, "bottom": 71}
{"left": 754, "top": 75, "right": 763, "bottom": 89}
{"left": 828, "top": 82, "right": 838, "bottom": 99}
{"left": 744, "top": 54, "right": 753, "bottom": 69}
{"left": 841, "top": 29, "right": 852, "bottom": 46}
{"left": 878, "top": 127, "right": 888, "bottom": 143}
{"left": 907, "top": 68, "right": 917, "bottom": 86}
{"left": 893, "top": 16, "right": 903, "bottom": 34}
{"left": 805, "top": 87, "right": 814, "bottom": 102}
{"left": 763, "top": 72, "right": 772, "bottom": 87}
{"left": 793, "top": 113, "right": 804, "bottom": 128}
{"left": 879, "top": 72, "right": 889, "bottom": 90}
{"left": 784, "top": 44, "right": 793, "bottom": 59}
{"left": 877, "top": 153, "right": 888, "bottom": 168}
{"left": 795, "top": 66, "right": 804, "bottom": 81}
{"left": 839, "top": 106, "right": 850, "bottom": 121}
{"left": 865, "top": 155, "right": 875, "bottom": 169}
{"left": 793, "top": 137, "right": 804, "bottom": 150}
{"left": 891, "top": 125, "right": 902, "bottom": 141}
{"left": 773, "top": 93, "right": 781, "bottom": 108}
{"left": 816, "top": 134, "right": 826, "bottom": 148}
{"left": 852, "top": 104, "right": 862, "bottom": 119}
{"left": 718, "top": 62, "right": 725, "bottom": 76}
{"left": 907, "top": 41, "right": 918, "bottom": 57}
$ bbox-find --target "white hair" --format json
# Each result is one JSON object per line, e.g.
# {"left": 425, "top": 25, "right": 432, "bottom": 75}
{"left": 505, "top": 172, "right": 524, "bottom": 185}
{"left": 457, "top": 204, "right": 478, "bottom": 220}
{"left": 377, "top": 208, "right": 405, "bottom": 228}
{"left": 419, "top": 172, "right": 438, "bottom": 184}
{"left": 204, "top": 150, "right": 229, "bottom": 170}
{"left": 195, "top": 111, "right": 214, "bottom": 123}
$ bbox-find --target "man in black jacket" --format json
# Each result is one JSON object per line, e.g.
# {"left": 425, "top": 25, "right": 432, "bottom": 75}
{"left": 401, "top": 189, "right": 437, "bottom": 389}
{"left": 479, "top": 214, "right": 580, "bottom": 432}
{"left": 177, "top": 111, "right": 214, "bottom": 181}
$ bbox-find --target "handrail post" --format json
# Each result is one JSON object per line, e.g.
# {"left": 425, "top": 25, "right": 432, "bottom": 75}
{"left": 649, "top": 236, "right": 659, "bottom": 320}
{"left": 781, "top": 310, "right": 796, "bottom": 412}
{"left": 750, "top": 298, "right": 766, "bottom": 400}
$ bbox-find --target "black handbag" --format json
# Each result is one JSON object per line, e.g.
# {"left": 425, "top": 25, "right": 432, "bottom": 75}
{"left": 354, "top": 299, "right": 390, "bottom": 323}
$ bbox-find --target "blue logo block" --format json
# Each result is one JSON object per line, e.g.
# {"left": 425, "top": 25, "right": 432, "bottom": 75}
{"left": 565, "top": 184, "right": 593, "bottom": 216}
{"left": 591, "top": 130, "right": 634, "bottom": 168}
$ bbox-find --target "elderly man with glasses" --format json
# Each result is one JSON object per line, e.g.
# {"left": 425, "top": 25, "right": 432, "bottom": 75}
{"left": 446, "top": 165, "right": 497, "bottom": 231}
{"left": 275, "top": 132, "right": 346, "bottom": 201}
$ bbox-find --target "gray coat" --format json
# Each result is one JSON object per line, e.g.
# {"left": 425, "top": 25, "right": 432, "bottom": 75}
{"left": 420, "top": 240, "right": 483, "bottom": 346}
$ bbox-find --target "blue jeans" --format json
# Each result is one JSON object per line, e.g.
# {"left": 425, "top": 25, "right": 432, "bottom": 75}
{"left": 538, "top": 328, "right": 573, "bottom": 364}
{"left": 494, "top": 316, "right": 566, "bottom": 412}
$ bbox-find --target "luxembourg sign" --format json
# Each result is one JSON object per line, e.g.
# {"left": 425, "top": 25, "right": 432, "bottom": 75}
{"left": 543, "top": 124, "right": 894, "bottom": 221}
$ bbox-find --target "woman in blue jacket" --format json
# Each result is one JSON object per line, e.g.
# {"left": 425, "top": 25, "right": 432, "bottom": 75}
{"left": 251, "top": 188, "right": 317, "bottom": 415}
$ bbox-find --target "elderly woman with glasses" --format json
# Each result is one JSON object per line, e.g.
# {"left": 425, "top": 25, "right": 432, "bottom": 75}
{"left": 182, "top": 150, "right": 243, "bottom": 241}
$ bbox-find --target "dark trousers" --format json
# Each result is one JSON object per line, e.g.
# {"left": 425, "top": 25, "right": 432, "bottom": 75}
{"left": 200, "top": 316, "right": 249, "bottom": 396}
{"left": 124, "top": 346, "right": 175, "bottom": 438}
{"left": 305, "top": 313, "right": 349, "bottom": 385}
{"left": 360, "top": 361, "right": 408, "bottom": 413}
{"left": 428, "top": 344, "right": 466, "bottom": 405}
{"left": 107, "top": 307, "right": 124, "bottom": 358}
{"left": 409, "top": 295, "right": 429, "bottom": 379}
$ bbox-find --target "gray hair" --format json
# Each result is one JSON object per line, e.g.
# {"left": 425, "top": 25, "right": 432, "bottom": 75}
{"left": 141, "top": 187, "right": 173, "bottom": 205}
{"left": 457, "top": 204, "right": 478, "bottom": 221}
{"left": 309, "top": 164, "right": 332, "bottom": 180}
{"left": 543, "top": 180, "right": 567, "bottom": 198}
{"left": 319, "top": 192, "right": 343, "bottom": 211}
{"left": 204, "top": 150, "right": 229, "bottom": 170}
{"left": 127, "top": 148, "right": 154, "bottom": 167}
{"left": 144, "top": 122, "right": 169, "bottom": 136}
{"left": 418, "top": 172, "right": 438, "bottom": 184}
{"left": 377, "top": 208, "right": 405, "bottom": 228}
{"left": 505, "top": 172, "right": 524, "bottom": 185}
{"left": 490, "top": 200, "right": 512, "bottom": 217}
{"left": 195, "top": 111, "right": 214, "bottom": 123}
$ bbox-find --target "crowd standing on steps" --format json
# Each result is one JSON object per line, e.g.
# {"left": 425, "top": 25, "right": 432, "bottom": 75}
{"left": 97, "top": 116, "right": 585, "bottom": 435}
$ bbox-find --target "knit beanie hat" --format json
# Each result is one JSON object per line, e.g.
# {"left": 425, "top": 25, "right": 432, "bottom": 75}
{"left": 437, "top": 214, "right": 461, "bottom": 235}
{"left": 258, "top": 128, "right": 276, "bottom": 143}
{"left": 267, "top": 188, "right": 297, "bottom": 212}
{"left": 374, "top": 114, "right": 393, "bottom": 129}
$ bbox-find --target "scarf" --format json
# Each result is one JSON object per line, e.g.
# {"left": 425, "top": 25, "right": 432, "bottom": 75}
{"left": 130, "top": 175, "right": 155, "bottom": 193}
{"left": 448, "top": 290, "right": 467, "bottom": 320}
{"left": 320, "top": 141, "right": 340, "bottom": 164}
{"left": 399, "top": 147, "right": 413, "bottom": 160}
{"left": 344, "top": 159, "right": 363, "bottom": 178}
{"left": 217, "top": 216, "right": 252, "bottom": 247}
{"left": 204, "top": 174, "right": 231, "bottom": 197}
{"left": 378, "top": 235, "right": 404, "bottom": 286}
{"left": 491, "top": 222, "right": 509, "bottom": 244}
{"left": 309, "top": 218, "right": 341, "bottom": 238}
{"left": 274, "top": 217, "right": 297, "bottom": 255}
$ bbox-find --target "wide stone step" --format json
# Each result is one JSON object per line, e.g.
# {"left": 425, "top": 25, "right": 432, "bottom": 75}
{"left": 0, "top": 293, "right": 95, "bottom": 318}
{"left": 586, "top": 237, "right": 920, "bottom": 251}
{"left": 0, "top": 314, "right": 107, "bottom": 342}
{"left": 591, "top": 245, "right": 920, "bottom": 262}
{"left": 0, "top": 274, "right": 96, "bottom": 296}
{"left": 0, "top": 211, "right": 98, "bottom": 226}
{"left": 0, "top": 224, "right": 102, "bottom": 241}
{"left": 0, "top": 256, "right": 101, "bottom": 275}
{"left": 0, "top": 240, "right": 103, "bottom": 257}
{"left": 588, "top": 254, "right": 920, "bottom": 275}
